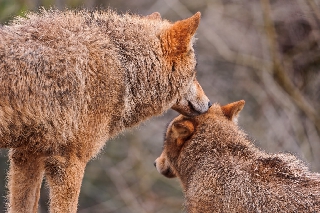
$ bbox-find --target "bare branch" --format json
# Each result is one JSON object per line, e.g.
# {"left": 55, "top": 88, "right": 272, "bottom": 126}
{"left": 261, "top": 0, "right": 320, "bottom": 133}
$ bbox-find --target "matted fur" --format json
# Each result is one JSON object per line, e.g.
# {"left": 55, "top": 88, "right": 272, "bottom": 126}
{"left": 0, "top": 9, "right": 210, "bottom": 213}
{"left": 155, "top": 101, "right": 320, "bottom": 213}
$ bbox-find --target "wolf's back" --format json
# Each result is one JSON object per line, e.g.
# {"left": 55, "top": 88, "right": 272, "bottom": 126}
{"left": 0, "top": 11, "right": 126, "bottom": 147}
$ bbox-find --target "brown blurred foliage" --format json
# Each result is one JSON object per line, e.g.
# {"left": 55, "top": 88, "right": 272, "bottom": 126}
{"left": 0, "top": 0, "right": 319, "bottom": 212}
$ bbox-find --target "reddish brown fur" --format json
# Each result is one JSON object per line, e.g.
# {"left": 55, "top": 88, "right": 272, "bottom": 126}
{"left": 0, "top": 9, "right": 210, "bottom": 213}
{"left": 160, "top": 12, "right": 200, "bottom": 57}
{"left": 155, "top": 100, "right": 320, "bottom": 213}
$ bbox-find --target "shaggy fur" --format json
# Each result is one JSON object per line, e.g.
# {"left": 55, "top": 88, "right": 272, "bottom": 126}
{"left": 155, "top": 100, "right": 320, "bottom": 213}
{"left": 0, "top": 9, "right": 210, "bottom": 213}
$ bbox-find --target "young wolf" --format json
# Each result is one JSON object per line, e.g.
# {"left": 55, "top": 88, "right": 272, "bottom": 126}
{"left": 0, "top": 9, "right": 211, "bottom": 213}
{"left": 155, "top": 100, "right": 320, "bottom": 213}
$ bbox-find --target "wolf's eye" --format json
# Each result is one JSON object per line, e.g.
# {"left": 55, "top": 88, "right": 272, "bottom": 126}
{"left": 172, "top": 61, "right": 176, "bottom": 72}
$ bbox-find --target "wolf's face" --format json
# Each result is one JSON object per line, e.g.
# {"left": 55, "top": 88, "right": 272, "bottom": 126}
{"left": 159, "top": 12, "right": 211, "bottom": 116}
{"left": 154, "top": 116, "right": 194, "bottom": 179}
{"left": 154, "top": 115, "right": 195, "bottom": 179}
{"left": 155, "top": 100, "right": 245, "bottom": 179}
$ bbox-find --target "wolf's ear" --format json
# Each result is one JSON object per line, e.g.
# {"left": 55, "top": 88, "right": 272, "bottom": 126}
{"left": 145, "top": 12, "right": 161, "bottom": 20}
{"left": 172, "top": 120, "right": 195, "bottom": 146}
{"left": 160, "top": 12, "right": 201, "bottom": 56}
{"left": 221, "top": 100, "right": 245, "bottom": 123}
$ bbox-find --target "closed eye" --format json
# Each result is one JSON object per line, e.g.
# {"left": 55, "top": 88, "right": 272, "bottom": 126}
{"left": 172, "top": 61, "right": 176, "bottom": 72}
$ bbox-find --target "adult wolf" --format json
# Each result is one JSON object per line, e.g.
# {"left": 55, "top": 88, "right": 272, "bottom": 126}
{"left": 0, "top": 9, "right": 210, "bottom": 213}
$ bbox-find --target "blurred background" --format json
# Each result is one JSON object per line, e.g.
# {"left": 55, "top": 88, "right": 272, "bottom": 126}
{"left": 0, "top": 0, "right": 319, "bottom": 212}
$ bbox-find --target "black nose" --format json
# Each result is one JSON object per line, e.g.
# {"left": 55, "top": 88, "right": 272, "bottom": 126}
{"left": 208, "top": 101, "right": 212, "bottom": 108}
{"left": 153, "top": 161, "right": 156, "bottom": 167}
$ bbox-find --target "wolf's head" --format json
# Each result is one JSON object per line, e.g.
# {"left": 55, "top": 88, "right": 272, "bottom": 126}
{"left": 159, "top": 12, "right": 211, "bottom": 116}
{"left": 154, "top": 100, "right": 245, "bottom": 179}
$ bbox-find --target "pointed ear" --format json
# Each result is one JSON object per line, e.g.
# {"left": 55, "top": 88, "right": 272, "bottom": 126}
{"left": 221, "top": 100, "right": 245, "bottom": 123}
{"left": 160, "top": 12, "right": 201, "bottom": 56}
{"left": 145, "top": 12, "right": 161, "bottom": 20}
{"left": 172, "top": 120, "right": 195, "bottom": 146}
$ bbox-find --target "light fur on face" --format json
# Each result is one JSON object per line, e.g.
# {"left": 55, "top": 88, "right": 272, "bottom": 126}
{"left": 155, "top": 152, "right": 176, "bottom": 178}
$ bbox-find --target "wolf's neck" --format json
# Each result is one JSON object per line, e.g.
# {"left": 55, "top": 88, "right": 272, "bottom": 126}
{"left": 97, "top": 14, "right": 181, "bottom": 134}
{"left": 120, "top": 67, "right": 176, "bottom": 129}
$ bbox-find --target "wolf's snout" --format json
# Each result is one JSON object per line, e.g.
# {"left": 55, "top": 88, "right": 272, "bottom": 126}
{"left": 153, "top": 161, "right": 156, "bottom": 167}
{"left": 172, "top": 82, "right": 210, "bottom": 116}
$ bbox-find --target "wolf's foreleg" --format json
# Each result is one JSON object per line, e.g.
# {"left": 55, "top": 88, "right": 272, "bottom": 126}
{"left": 45, "top": 154, "right": 86, "bottom": 213}
{"left": 7, "top": 149, "right": 45, "bottom": 213}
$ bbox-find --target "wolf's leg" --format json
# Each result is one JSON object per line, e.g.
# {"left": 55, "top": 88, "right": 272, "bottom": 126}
{"left": 7, "top": 149, "right": 44, "bottom": 213}
{"left": 45, "top": 154, "right": 86, "bottom": 213}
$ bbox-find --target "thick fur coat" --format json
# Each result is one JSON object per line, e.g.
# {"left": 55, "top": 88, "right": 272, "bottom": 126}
{"left": 0, "top": 9, "right": 210, "bottom": 213}
{"left": 155, "top": 101, "right": 320, "bottom": 213}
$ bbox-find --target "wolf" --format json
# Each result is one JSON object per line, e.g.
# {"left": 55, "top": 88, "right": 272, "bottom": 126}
{"left": 0, "top": 9, "right": 211, "bottom": 213}
{"left": 155, "top": 100, "right": 320, "bottom": 213}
